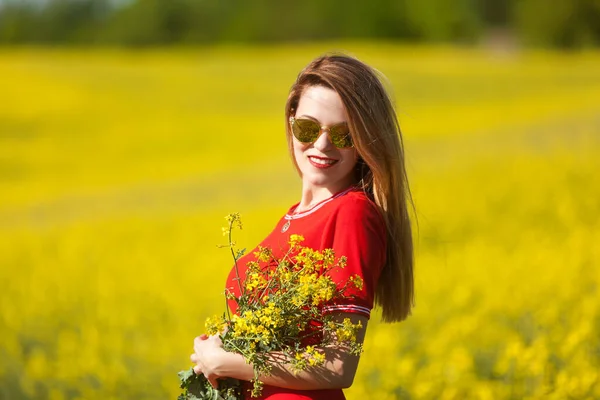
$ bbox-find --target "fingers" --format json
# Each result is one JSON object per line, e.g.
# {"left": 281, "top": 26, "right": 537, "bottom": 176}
{"left": 192, "top": 360, "right": 218, "bottom": 388}
{"left": 210, "top": 334, "right": 223, "bottom": 346}
{"left": 194, "top": 335, "right": 208, "bottom": 346}
{"left": 193, "top": 364, "right": 203, "bottom": 375}
{"left": 191, "top": 353, "right": 202, "bottom": 375}
{"left": 208, "top": 375, "right": 219, "bottom": 389}
{"left": 190, "top": 353, "right": 217, "bottom": 388}
{"left": 191, "top": 334, "right": 212, "bottom": 377}
{"left": 194, "top": 335, "right": 210, "bottom": 353}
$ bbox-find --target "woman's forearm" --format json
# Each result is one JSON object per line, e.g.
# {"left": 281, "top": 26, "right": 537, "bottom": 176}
{"left": 195, "top": 313, "right": 368, "bottom": 391}
{"left": 214, "top": 346, "right": 358, "bottom": 390}
{"left": 212, "top": 313, "right": 368, "bottom": 390}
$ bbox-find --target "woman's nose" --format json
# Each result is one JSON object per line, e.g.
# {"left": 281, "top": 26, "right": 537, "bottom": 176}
{"left": 312, "top": 129, "right": 334, "bottom": 151}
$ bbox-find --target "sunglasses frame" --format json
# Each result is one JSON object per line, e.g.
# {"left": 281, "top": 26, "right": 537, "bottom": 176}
{"left": 288, "top": 116, "right": 354, "bottom": 149}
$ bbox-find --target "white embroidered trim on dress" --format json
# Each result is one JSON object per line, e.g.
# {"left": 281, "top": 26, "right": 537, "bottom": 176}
{"left": 322, "top": 304, "right": 371, "bottom": 316}
{"left": 284, "top": 187, "right": 355, "bottom": 221}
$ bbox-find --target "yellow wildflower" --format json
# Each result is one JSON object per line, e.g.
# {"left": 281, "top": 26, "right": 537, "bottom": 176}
{"left": 204, "top": 315, "right": 227, "bottom": 336}
{"left": 289, "top": 234, "right": 305, "bottom": 248}
{"left": 254, "top": 246, "right": 271, "bottom": 262}
{"left": 349, "top": 275, "right": 364, "bottom": 290}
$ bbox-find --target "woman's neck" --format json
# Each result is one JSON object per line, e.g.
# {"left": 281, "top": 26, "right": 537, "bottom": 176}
{"left": 296, "top": 183, "right": 355, "bottom": 213}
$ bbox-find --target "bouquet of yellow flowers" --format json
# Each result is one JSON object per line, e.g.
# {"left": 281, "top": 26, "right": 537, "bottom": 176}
{"left": 178, "top": 214, "right": 364, "bottom": 399}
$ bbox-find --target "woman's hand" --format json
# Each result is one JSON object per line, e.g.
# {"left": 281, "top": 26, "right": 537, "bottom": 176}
{"left": 190, "top": 333, "right": 226, "bottom": 388}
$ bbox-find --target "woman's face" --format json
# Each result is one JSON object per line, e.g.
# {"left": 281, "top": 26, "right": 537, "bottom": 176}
{"left": 292, "top": 85, "right": 358, "bottom": 193}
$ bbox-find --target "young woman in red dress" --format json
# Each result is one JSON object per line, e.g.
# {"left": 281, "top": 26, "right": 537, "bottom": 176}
{"left": 189, "top": 54, "right": 415, "bottom": 400}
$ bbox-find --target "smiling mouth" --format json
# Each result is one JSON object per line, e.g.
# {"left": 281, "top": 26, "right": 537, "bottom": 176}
{"left": 308, "top": 156, "right": 338, "bottom": 168}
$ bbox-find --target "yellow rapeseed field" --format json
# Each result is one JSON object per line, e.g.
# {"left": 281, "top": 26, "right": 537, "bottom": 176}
{"left": 1, "top": 43, "right": 599, "bottom": 399}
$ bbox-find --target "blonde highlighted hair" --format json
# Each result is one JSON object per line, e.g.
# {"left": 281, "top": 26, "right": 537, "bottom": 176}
{"left": 285, "top": 54, "right": 415, "bottom": 322}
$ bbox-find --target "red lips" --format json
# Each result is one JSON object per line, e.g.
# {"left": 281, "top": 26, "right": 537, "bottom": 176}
{"left": 308, "top": 156, "right": 338, "bottom": 169}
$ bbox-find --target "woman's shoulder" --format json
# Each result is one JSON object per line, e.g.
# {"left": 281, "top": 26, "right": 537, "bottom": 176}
{"left": 328, "top": 188, "right": 386, "bottom": 229}
{"left": 334, "top": 188, "right": 381, "bottom": 215}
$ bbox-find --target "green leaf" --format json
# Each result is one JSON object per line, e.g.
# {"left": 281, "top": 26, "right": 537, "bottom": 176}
{"left": 235, "top": 248, "right": 246, "bottom": 261}
{"left": 178, "top": 368, "right": 195, "bottom": 387}
{"left": 178, "top": 368, "right": 242, "bottom": 400}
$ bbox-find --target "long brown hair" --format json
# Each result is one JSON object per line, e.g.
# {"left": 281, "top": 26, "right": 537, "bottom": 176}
{"left": 285, "top": 54, "right": 415, "bottom": 323}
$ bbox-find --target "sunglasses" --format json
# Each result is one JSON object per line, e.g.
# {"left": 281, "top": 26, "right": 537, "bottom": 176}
{"left": 289, "top": 116, "right": 353, "bottom": 149}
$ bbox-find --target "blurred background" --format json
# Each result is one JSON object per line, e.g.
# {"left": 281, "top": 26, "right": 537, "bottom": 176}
{"left": 1, "top": 0, "right": 600, "bottom": 48}
{"left": 1, "top": 1, "right": 599, "bottom": 399}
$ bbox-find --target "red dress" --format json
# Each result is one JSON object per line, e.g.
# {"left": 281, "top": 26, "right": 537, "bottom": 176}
{"left": 225, "top": 187, "right": 387, "bottom": 400}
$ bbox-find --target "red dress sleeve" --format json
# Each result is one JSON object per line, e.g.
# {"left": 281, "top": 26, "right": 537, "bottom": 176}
{"left": 322, "top": 194, "right": 387, "bottom": 320}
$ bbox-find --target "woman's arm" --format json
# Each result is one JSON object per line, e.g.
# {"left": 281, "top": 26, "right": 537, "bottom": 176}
{"left": 190, "top": 312, "right": 369, "bottom": 390}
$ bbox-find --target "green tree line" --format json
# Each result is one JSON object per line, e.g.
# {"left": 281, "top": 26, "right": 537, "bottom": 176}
{"left": 0, "top": 0, "right": 599, "bottom": 48}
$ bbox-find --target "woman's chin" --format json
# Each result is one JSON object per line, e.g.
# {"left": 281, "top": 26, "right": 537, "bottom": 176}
{"left": 302, "top": 175, "right": 353, "bottom": 192}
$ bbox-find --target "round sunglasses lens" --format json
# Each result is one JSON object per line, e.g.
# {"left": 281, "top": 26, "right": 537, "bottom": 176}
{"left": 330, "top": 125, "right": 353, "bottom": 148}
{"left": 293, "top": 119, "right": 320, "bottom": 143}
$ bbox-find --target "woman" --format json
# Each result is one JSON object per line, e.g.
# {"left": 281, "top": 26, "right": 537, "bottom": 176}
{"left": 190, "top": 53, "right": 414, "bottom": 399}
